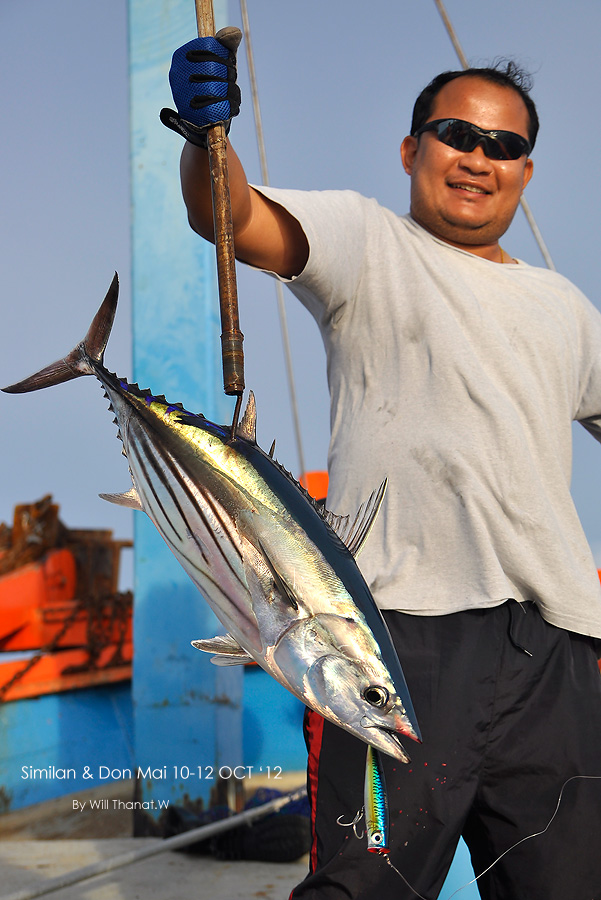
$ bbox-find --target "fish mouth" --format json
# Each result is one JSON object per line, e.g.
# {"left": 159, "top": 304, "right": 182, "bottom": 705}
{"left": 376, "top": 727, "right": 411, "bottom": 763}
{"left": 361, "top": 718, "right": 416, "bottom": 762}
{"left": 375, "top": 725, "right": 411, "bottom": 763}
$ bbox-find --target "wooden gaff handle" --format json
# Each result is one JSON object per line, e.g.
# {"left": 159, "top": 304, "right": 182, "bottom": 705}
{"left": 195, "top": 0, "right": 244, "bottom": 397}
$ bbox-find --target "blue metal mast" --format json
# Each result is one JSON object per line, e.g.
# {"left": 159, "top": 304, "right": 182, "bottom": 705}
{"left": 128, "top": 0, "right": 242, "bottom": 826}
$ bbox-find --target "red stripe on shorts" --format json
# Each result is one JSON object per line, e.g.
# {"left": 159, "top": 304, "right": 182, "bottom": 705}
{"left": 305, "top": 708, "right": 325, "bottom": 875}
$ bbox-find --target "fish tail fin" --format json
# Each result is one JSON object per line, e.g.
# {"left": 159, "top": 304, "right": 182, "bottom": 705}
{"left": 2, "top": 273, "right": 119, "bottom": 394}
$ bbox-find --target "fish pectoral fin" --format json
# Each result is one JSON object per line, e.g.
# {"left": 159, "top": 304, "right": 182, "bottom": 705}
{"left": 241, "top": 548, "right": 277, "bottom": 607}
{"left": 99, "top": 487, "right": 143, "bottom": 511}
{"left": 322, "top": 478, "right": 387, "bottom": 557}
{"left": 236, "top": 509, "right": 299, "bottom": 611}
{"left": 191, "top": 634, "right": 254, "bottom": 666}
{"left": 257, "top": 539, "right": 299, "bottom": 610}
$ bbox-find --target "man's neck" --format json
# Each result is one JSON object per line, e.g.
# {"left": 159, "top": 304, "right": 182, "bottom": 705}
{"left": 410, "top": 214, "right": 506, "bottom": 263}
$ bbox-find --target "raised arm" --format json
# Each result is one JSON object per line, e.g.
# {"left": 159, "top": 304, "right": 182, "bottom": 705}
{"left": 162, "top": 28, "right": 308, "bottom": 279}
{"left": 180, "top": 141, "right": 308, "bottom": 278}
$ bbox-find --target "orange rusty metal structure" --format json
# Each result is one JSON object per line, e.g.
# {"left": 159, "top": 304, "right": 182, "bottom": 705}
{"left": 0, "top": 496, "right": 132, "bottom": 702}
{"left": 299, "top": 470, "right": 329, "bottom": 503}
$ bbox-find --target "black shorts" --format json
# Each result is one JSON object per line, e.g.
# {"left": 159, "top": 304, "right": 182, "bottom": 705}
{"left": 290, "top": 601, "right": 601, "bottom": 900}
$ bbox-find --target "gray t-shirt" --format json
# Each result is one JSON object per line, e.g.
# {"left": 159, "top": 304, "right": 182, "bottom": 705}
{"left": 254, "top": 186, "right": 601, "bottom": 638}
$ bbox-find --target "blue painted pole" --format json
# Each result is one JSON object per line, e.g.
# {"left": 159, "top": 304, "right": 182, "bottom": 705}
{"left": 127, "top": 0, "right": 242, "bottom": 828}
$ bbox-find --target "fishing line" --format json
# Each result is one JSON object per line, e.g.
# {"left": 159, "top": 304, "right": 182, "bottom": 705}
{"left": 442, "top": 774, "right": 601, "bottom": 900}
{"left": 384, "top": 856, "right": 430, "bottom": 900}
{"left": 341, "top": 773, "right": 601, "bottom": 900}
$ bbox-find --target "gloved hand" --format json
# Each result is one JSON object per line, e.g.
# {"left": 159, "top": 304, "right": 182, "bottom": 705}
{"left": 160, "top": 26, "right": 242, "bottom": 148}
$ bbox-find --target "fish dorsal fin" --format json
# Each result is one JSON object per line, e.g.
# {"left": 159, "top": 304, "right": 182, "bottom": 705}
{"left": 321, "top": 479, "right": 387, "bottom": 558}
{"left": 191, "top": 633, "right": 254, "bottom": 666}
{"left": 236, "top": 391, "right": 257, "bottom": 442}
{"left": 99, "top": 486, "right": 143, "bottom": 511}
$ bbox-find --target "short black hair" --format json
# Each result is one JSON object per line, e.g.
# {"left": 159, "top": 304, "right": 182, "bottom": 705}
{"left": 410, "top": 61, "right": 539, "bottom": 152}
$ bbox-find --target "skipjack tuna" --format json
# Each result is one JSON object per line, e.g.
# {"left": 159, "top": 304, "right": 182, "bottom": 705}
{"left": 3, "top": 275, "right": 420, "bottom": 760}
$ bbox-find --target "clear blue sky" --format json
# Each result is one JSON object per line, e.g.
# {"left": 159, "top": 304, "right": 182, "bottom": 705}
{"left": 2, "top": 0, "right": 601, "bottom": 586}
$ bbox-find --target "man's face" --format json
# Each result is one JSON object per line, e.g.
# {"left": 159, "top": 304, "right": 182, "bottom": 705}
{"left": 401, "top": 76, "right": 534, "bottom": 252}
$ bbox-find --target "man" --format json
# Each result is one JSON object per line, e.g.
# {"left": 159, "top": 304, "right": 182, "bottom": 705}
{"left": 162, "top": 31, "right": 601, "bottom": 899}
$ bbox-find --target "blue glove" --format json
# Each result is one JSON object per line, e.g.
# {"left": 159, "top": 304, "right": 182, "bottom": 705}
{"left": 160, "top": 26, "right": 242, "bottom": 147}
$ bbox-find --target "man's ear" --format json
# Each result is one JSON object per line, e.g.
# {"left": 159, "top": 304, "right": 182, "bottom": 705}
{"left": 401, "top": 135, "right": 418, "bottom": 175}
{"left": 522, "top": 157, "right": 534, "bottom": 192}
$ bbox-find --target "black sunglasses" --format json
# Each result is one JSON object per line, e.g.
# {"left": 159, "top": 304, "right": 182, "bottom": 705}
{"left": 413, "top": 118, "right": 531, "bottom": 161}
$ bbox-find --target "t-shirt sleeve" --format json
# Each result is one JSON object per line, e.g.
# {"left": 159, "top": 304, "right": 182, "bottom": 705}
{"left": 250, "top": 186, "right": 369, "bottom": 326}
{"left": 574, "top": 290, "right": 601, "bottom": 443}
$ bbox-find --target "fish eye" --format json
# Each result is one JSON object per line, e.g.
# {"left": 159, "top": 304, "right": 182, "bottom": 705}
{"left": 363, "top": 685, "right": 390, "bottom": 708}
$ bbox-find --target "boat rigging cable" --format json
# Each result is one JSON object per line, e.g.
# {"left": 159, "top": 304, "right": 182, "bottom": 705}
{"left": 239, "top": 0, "right": 307, "bottom": 477}
{"left": 433, "top": 0, "right": 557, "bottom": 271}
